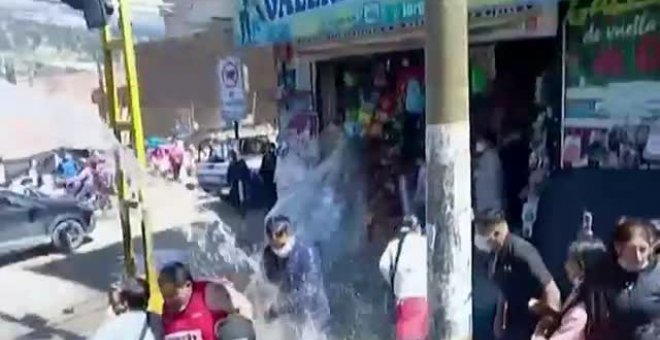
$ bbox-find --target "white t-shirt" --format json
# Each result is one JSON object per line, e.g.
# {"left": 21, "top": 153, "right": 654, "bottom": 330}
{"left": 379, "top": 231, "right": 428, "bottom": 301}
{"left": 91, "top": 311, "right": 160, "bottom": 340}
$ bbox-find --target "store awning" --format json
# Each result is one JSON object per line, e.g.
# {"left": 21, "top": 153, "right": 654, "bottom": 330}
{"left": 235, "top": 0, "right": 558, "bottom": 47}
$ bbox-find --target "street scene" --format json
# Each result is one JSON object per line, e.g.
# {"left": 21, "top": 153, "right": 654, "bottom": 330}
{"left": 1, "top": 0, "right": 660, "bottom": 340}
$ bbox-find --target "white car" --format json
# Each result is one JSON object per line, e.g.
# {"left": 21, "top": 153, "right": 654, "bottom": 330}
{"left": 196, "top": 137, "right": 270, "bottom": 195}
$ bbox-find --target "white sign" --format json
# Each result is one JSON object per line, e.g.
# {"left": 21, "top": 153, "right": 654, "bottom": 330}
{"left": 218, "top": 57, "right": 247, "bottom": 122}
{"left": 469, "top": 2, "right": 558, "bottom": 44}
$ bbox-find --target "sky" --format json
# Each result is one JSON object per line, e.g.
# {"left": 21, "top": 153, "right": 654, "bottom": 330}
{"left": 0, "top": 0, "right": 166, "bottom": 38}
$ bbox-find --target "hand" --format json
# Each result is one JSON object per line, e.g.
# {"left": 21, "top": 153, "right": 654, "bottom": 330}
{"left": 534, "top": 315, "right": 558, "bottom": 338}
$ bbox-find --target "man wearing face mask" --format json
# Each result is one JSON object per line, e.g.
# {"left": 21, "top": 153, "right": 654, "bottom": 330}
{"left": 474, "top": 211, "right": 561, "bottom": 340}
{"left": 262, "top": 215, "right": 330, "bottom": 332}
{"left": 473, "top": 132, "right": 504, "bottom": 216}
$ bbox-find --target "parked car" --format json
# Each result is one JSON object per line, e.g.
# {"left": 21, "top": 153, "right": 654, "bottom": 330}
{"left": 0, "top": 189, "right": 96, "bottom": 255}
{"left": 196, "top": 136, "right": 270, "bottom": 194}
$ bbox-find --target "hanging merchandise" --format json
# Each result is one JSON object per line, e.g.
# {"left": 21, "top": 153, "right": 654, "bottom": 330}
{"left": 343, "top": 71, "right": 357, "bottom": 87}
{"left": 562, "top": 134, "right": 583, "bottom": 167}
{"left": 469, "top": 45, "right": 496, "bottom": 95}
{"left": 378, "top": 91, "right": 396, "bottom": 118}
{"left": 373, "top": 62, "right": 387, "bottom": 88}
{"left": 405, "top": 78, "right": 425, "bottom": 115}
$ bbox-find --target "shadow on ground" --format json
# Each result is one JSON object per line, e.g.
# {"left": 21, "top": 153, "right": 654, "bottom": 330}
{"left": 27, "top": 229, "right": 190, "bottom": 293}
{"left": 199, "top": 198, "right": 267, "bottom": 251}
{"left": 0, "top": 311, "right": 85, "bottom": 340}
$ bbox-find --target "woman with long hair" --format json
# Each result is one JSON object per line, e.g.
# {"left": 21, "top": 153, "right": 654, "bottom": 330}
{"left": 531, "top": 223, "right": 609, "bottom": 340}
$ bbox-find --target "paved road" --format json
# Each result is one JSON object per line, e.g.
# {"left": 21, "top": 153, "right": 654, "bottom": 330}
{"left": 0, "top": 181, "right": 262, "bottom": 339}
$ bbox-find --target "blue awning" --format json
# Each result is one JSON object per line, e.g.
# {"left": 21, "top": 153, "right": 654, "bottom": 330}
{"left": 234, "top": 0, "right": 557, "bottom": 47}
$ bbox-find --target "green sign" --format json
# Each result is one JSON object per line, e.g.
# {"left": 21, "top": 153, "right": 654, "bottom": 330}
{"left": 567, "top": 1, "right": 660, "bottom": 86}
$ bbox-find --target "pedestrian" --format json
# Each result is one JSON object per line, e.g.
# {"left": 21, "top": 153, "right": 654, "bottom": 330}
{"left": 378, "top": 215, "right": 428, "bottom": 340}
{"left": 68, "top": 157, "right": 96, "bottom": 202}
{"left": 262, "top": 215, "right": 330, "bottom": 334}
{"left": 92, "top": 277, "right": 160, "bottom": 340}
{"left": 58, "top": 152, "right": 79, "bottom": 180}
{"left": 474, "top": 210, "right": 561, "bottom": 340}
{"left": 530, "top": 235, "right": 608, "bottom": 340}
{"left": 169, "top": 140, "right": 185, "bottom": 181}
{"left": 159, "top": 262, "right": 253, "bottom": 340}
{"left": 473, "top": 132, "right": 504, "bottom": 216}
{"left": 259, "top": 143, "right": 277, "bottom": 209}
{"left": 595, "top": 218, "right": 660, "bottom": 340}
{"left": 227, "top": 150, "right": 250, "bottom": 215}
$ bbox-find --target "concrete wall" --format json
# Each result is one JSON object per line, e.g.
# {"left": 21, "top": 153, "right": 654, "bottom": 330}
{"left": 135, "top": 20, "right": 279, "bottom": 137}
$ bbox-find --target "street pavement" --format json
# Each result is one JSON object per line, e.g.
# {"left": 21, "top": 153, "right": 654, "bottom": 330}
{"left": 0, "top": 180, "right": 264, "bottom": 339}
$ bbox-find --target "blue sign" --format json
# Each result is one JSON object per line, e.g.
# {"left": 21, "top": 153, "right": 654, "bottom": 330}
{"left": 235, "top": 0, "right": 425, "bottom": 46}
{"left": 235, "top": 0, "right": 556, "bottom": 47}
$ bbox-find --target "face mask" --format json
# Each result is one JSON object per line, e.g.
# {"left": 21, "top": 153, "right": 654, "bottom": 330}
{"left": 570, "top": 276, "right": 583, "bottom": 288}
{"left": 618, "top": 258, "right": 649, "bottom": 273}
{"left": 474, "top": 234, "right": 493, "bottom": 253}
{"left": 271, "top": 236, "right": 296, "bottom": 258}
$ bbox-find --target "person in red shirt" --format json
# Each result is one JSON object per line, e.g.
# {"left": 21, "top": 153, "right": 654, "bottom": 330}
{"left": 159, "top": 262, "right": 254, "bottom": 340}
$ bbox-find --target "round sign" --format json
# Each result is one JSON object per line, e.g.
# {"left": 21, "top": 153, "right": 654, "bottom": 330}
{"left": 221, "top": 61, "right": 239, "bottom": 88}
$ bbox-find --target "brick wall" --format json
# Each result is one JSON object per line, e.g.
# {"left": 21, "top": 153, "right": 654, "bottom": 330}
{"left": 135, "top": 21, "right": 279, "bottom": 137}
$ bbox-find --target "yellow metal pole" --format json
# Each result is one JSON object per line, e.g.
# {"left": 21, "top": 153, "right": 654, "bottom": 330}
{"left": 101, "top": 26, "right": 136, "bottom": 278}
{"left": 116, "top": 0, "right": 162, "bottom": 313}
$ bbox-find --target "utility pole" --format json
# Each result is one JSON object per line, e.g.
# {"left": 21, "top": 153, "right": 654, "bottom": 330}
{"left": 425, "top": 0, "right": 472, "bottom": 339}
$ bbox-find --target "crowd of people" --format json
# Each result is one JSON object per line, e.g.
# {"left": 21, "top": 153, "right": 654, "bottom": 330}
{"left": 2, "top": 151, "right": 115, "bottom": 210}
{"left": 93, "top": 214, "right": 328, "bottom": 340}
{"left": 474, "top": 210, "right": 660, "bottom": 340}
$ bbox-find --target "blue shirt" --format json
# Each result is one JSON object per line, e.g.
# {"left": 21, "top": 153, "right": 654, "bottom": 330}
{"left": 58, "top": 159, "right": 78, "bottom": 179}
{"left": 263, "top": 241, "right": 330, "bottom": 326}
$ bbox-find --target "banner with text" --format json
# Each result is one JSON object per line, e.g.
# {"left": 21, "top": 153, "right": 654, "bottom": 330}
{"left": 235, "top": 0, "right": 557, "bottom": 46}
{"left": 563, "top": 0, "right": 660, "bottom": 169}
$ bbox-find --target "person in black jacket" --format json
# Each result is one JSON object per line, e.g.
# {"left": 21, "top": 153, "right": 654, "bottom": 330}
{"left": 598, "top": 218, "right": 660, "bottom": 340}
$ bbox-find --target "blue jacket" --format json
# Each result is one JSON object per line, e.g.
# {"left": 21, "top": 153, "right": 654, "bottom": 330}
{"left": 58, "top": 159, "right": 79, "bottom": 179}
{"left": 263, "top": 240, "right": 330, "bottom": 326}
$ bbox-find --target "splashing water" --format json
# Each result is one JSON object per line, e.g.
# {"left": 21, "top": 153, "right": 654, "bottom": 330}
{"left": 116, "top": 132, "right": 392, "bottom": 340}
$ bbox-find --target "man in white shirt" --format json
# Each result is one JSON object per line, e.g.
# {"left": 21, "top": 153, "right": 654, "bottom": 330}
{"left": 379, "top": 215, "right": 428, "bottom": 340}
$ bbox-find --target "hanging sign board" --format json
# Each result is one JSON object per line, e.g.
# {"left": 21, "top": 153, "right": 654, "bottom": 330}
{"left": 562, "top": 0, "right": 660, "bottom": 168}
{"left": 217, "top": 57, "right": 247, "bottom": 122}
{"left": 234, "top": 0, "right": 557, "bottom": 46}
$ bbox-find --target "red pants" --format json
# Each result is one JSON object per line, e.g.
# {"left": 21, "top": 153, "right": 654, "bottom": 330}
{"left": 396, "top": 297, "right": 429, "bottom": 340}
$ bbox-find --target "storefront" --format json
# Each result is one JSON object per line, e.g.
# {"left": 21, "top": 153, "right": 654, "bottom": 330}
{"left": 235, "top": 0, "right": 564, "bottom": 243}
{"left": 534, "top": 0, "right": 660, "bottom": 288}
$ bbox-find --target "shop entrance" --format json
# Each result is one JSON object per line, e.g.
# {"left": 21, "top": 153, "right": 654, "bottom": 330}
{"left": 314, "top": 36, "right": 561, "bottom": 241}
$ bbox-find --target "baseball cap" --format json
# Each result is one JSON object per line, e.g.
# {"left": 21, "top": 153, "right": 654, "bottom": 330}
{"left": 215, "top": 314, "right": 256, "bottom": 340}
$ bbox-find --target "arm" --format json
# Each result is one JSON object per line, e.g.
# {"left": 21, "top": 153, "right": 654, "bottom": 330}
{"left": 205, "top": 281, "right": 254, "bottom": 321}
{"left": 494, "top": 293, "right": 506, "bottom": 338}
{"left": 519, "top": 243, "right": 561, "bottom": 312}
{"left": 378, "top": 241, "right": 396, "bottom": 283}
{"left": 262, "top": 247, "right": 279, "bottom": 284}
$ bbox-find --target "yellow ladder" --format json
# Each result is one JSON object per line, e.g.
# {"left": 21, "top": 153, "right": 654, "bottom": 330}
{"left": 99, "top": 0, "right": 162, "bottom": 313}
